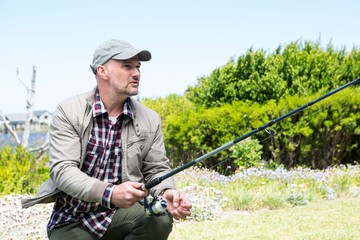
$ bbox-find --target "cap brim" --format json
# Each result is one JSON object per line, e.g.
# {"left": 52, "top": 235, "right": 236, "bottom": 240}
{"left": 112, "top": 49, "right": 151, "bottom": 62}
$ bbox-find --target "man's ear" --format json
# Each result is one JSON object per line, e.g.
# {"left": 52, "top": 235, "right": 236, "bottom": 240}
{"left": 96, "top": 65, "right": 108, "bottom": 79}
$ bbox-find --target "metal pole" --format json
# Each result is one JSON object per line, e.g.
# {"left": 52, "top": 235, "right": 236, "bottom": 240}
{"left": 143, "top": 78, "right": 360, "bottom": 190}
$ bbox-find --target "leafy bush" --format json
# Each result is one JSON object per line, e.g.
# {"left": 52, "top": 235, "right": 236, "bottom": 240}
{"left": 0, "top": 146, "right": 49, "bottom": 195}
{"left": 287, "top": 184, "right": 312, "bottom": 206}
{"left": 186, "top": 40, "right": 360, "bottom": 108}
{"left": 141, "top": 40, "right": 359, "bottom": 171}
{"left": 227, "top": 187, "right": 260, "bottom": 210}
{"left": 230, "top": 138, "right": 263, "bottom": 170}
{"left": 160, "top": 87, "right": 360, "bottom": 170}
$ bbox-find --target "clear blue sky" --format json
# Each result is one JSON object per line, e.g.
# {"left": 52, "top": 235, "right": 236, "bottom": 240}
{"left": 1, "top": 0, "right": 359, "bottom": 113}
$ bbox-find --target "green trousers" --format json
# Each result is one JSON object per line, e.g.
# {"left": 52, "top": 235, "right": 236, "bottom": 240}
{"left": 48, "top": 203, "right": 173, "bottom": 240}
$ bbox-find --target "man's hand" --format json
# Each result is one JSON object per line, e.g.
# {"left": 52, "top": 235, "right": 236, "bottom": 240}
{"left": 162, "top": 189, "right": 192, "bottom": 220}
{"left": 110, "top": 182, "right": 148, "bottom": 208}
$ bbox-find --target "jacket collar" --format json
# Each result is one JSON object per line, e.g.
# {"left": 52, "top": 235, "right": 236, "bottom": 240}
{"left": 85, "top": 87, "right": 141, "bottom": 137}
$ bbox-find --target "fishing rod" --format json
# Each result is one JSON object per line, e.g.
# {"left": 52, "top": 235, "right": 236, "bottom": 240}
{"left": 142, "top": 77, "right": 359, "bottom": 215}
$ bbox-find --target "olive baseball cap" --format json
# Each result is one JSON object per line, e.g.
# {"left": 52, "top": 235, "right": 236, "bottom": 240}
{"left": 90, "top": 39, "right": 151, "bottom": 74}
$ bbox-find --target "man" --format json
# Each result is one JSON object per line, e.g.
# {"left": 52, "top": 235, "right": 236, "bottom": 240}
{"left": 22, "top": 39, "right": 192, "bottom": 239}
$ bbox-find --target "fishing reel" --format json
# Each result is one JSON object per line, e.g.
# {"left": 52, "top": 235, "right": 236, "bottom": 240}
{"left": 141, "top": 195, "right": 168, "bottom": 217}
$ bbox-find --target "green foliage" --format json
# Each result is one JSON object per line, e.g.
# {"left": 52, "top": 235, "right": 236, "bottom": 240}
{"left": 141, "top": 39, "right": 359, "bottom": 170}
{"left": 0, "top": 146, "right": 49, "bottom": 195}
{"left": 162, "top": 101, "right": 254, "bottom": 169}
{"left": 266, "top": 88, "right": 360, "bottom": 169}
{"left": 161, "top": 87, "right": 359, "bottom": 169}
{"left": 262, "top": 188, "right": 288, "bottom": 209}
{"left": 186, "top": 40, "right": 360, "bottom": 108}
{"left": 141, "top": 94, "right": 194, "bottom": 128}
{"left": 228, "top": 187, "right": 259, "bottom": 210}
{"left": 287, "top": 186, "right": 312, "bottom": 206}
{"left": 230, "top": 138, "right": 263, "bottom": 169}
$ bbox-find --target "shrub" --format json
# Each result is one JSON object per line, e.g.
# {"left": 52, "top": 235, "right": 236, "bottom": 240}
{"left": 228, "top": 187, "right": 259, "bottom": 210}
{"left": 287, "top": 185, "right": 312, "bottom": 206}
{"left": 262, "top": 189, "right": 288, "bottom": 209}
{"left": 0, "top": 146, "right": 49, "bottom": 195}
{"left": 230, "top": 138, "right": 263, "bottom": 170}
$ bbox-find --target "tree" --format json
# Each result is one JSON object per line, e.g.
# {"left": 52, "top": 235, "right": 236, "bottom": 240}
{"left": 0, "top": 66, "right": 49, "bottom": 156}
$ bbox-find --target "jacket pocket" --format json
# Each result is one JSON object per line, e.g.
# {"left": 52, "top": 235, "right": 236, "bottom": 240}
{"left": 126, "top": 136, "right": 147, "bottom": 150}
{"left": 125, "top": 136, "right": 148, "bottom": 174}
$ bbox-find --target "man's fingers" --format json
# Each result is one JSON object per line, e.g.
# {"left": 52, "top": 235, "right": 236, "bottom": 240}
{"left": 170, "top": 208, "right": 191, "bottom": 220}
{"left": 172, "top": 191, "right": 180, "bottom": 208}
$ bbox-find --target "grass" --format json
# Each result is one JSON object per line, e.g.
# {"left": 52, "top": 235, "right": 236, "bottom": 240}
{"left": 175, "top": 165, "right": 360, "bottom": 217}
{"left": 169, "top": 197, "right": 360, "bottom": 240}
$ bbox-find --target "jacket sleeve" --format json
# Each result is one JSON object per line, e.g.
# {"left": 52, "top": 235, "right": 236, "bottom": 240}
{"left": 140, "top": 112, "right": 176, "bottom": 197}
{"left": 49, "top": 102, "right": 108, "bottom": 204}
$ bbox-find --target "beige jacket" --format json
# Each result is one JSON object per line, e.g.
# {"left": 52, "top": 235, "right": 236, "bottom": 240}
{"left": 22, "top": 89, "right": 175, "bottom": 208}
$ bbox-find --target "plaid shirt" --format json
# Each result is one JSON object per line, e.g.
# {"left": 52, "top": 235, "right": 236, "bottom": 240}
{"left": 47, "top": 89, "right": 134, "bottom": 238}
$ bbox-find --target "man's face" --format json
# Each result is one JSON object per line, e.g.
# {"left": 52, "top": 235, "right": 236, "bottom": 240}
{"left": 103, "top": 57, "right": 141, "bottom": 97}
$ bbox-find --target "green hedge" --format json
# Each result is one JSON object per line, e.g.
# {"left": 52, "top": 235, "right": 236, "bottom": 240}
{"left": 0, "top": 146, "right": 49, "bottom": 195}
{"left": 157, "top": 88, "right": 359, "bottom": 171}
{"left": 142, "top": 40, "right": 360, "bottom": 172}
{"left": 186, "top": 40, "right": 360, "bottom": 108}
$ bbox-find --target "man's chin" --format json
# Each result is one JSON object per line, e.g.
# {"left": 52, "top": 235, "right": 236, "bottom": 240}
{"left": 127, "top": 90, "right": 139, "bottom": 97}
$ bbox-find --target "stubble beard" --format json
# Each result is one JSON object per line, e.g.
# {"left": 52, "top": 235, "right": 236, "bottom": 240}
{"left": 111, "top": 79, "right": 139, "bottom": 98}
{"left": 121, "top": 83, "right": 139, "bottom": 97}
